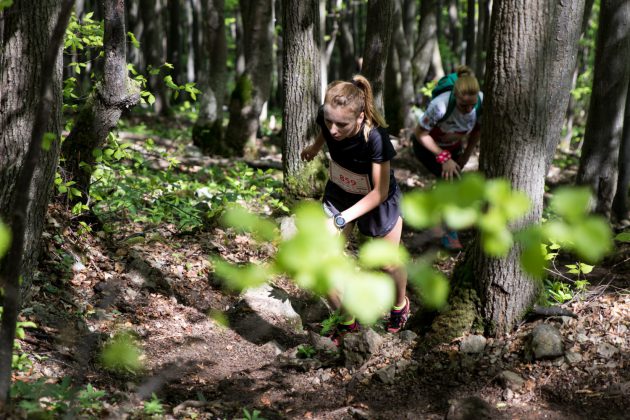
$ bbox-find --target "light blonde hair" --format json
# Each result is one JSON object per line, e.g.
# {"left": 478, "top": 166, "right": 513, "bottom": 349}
{"left": 454, "top": 65, "right": 480, "bottom": 97}
{"left": 324, "top": 75, "right": 388, "bottom": 141}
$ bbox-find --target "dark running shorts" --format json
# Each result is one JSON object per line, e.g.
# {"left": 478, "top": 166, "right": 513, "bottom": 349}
{"left": 322, "top": 182, "right": 401, "bottom": 238}
{"left": 411, "top": 133, "right": 463, "bottom": 177}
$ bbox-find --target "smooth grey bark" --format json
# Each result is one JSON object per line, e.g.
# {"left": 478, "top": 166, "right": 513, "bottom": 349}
{"left": 413, "top": 0, "right": 438, "bottom": 86}
{"left": 360, "top": 0, "right": 394, "bottom": 113}
{"left": 192, "top": 0, "right": 228, "bottom": 154}
{"left": 224, "top": 0, "right": 274, "bottom": 157}
{"left": 612, "top": 81, "right": 630, "bottom": 222}
{"left": 167, "top": 0, "right": 182, "bottom": 85}
{"left": 385, "top": 42, "right": 402, "bottom": 134}
{"left": 0, "top": 0, "right": 74, "bottom": 407}
{"left": 447, "top": 0, "right": 461, "bottom": 66}
{"left": 475, "top": 0, "right": 586, "bottom": 334}
{"left": 282, "top": 0, "right": 323, "bottom": 198}
{"left": 61, "top": 0, "right": 141, "bottom": 202}
{"left": 474, "top": 0, "right": 490, "bottom": 79}
{"left": 576, "top": 0, "right": 630, "bottom": 218}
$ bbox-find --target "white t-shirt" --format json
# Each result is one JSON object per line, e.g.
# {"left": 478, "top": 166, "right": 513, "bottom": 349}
{"left": 418, "top": 91, "right": 483, "bottom": 135}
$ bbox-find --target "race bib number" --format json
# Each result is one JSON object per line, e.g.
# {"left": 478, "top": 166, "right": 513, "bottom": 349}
{"left": 329, "top": 159, "right": 372, "bottom": 195}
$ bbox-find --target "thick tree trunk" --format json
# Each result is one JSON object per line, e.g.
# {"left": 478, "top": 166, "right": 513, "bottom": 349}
{"left": 62, "top": 0, "right": 141, "bottom": 202}
{"left": 413, "top": 0, "right": 438, "bottom": 86}
{"left": 192, "top": 0, "right": 228, "bottom": 155}
{"left": 0, "top": 0, "right": 66, "bottom": 289}
{"left": 360, "top": 0, "right": 394, "bottom": 113}
{"left": 281, "top": 0, "right": 324, "bottom": 198}
{"left": 474, "top": 0, "right": 585, "bottom": 335}
{"left": 224, "top": 0, "right": 273, "bottom": 157}
{"left": 385, "top": 44, "right": 402, "bottom": 134}
{"left": 576, "top": 1, "right": 630, "bottom": 219}
{"left": 0, "top": 0, "right": 73, "bottom": 406}
{"left": 167, "top": 0, "right": 182, "bottom": 85}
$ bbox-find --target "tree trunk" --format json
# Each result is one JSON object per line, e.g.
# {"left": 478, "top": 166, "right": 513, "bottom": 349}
{"left": 192, "top": 0, "right": 228, "bottom": 155}
{"left": 474, "top": 0, "right": 490, "bottom": 79}
{"left": 576, "top": 1, "right": 630, "bottom": 219}
{"left": 0, "top": 0, "right": 67, "bottom": 290}
{"left": 392, "top": 0, "right": 415, "bottom": 132}
{"left": 140, "top": 0, "right": 170, "bottom": 114}
{"left": 612, "top": 81, "right": 630, "bottom": 223}
{"left": 474, "top": 0, "right": 585, "bottom": 335}
{"left": 447, "top": 0, "right": 461, "bottom": 66}
{"left": 0, "top": 0, "right": 74, "bottom": 406}
{"left": 61, "top": 0, "right": 141, "bottom": 202}
{"left": 281, "top": 0, "right": 324, "bottom": 198}
{"left": 360, "top": 0, "right": 394, "bottom": 114}
{"left": 465, "top": 0, "right": 476, "bottom": 68}
{"left": 167, "top": 0, "right": 182, "bottom": 85}
{"left": 224, "top": 0, "right": 273, "bottom": 157}
{"left": 413, "top": 0, "right": 438, "bottom": 86}
{"left": 337, "top": 0, "right": 356, "bottom": 81}
{"left": 385, "top": 42, "right": 402, "bottom": 134}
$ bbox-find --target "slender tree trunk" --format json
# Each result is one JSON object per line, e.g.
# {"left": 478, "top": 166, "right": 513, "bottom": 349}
{"left": 0, "top": 0, "right": 74, "bottom": 407}
{"left": 385, "top": 42, "right": 402, "bottom": 134}
{"left": 282, "top": 0, "right": 323, "bottom": 198}
{"left": 576, "top": 0, "right": 630, "bottom": 218}
{"left": 465, "top": 0, "right": 476, "bottom": 68}
{"left": 414, "top": 0, "right": 438, "bottom": 86}
{"left": 224, "top": 0, "right": 274, "bottom": 157}
{"left": 167, "top": 0, "right": 182, "bottom": 84}
{"left": 447, "top": 0, "right": 461, "bottom": 65}
{"left": 62, "top": 0, "right": 141, "bottom": 202}
{"left": 474, "top": 0, "right": 585, "bottom": 335}
{"left": 140, "top": 0, "right": 169, "bottom": 114}
{"left": 391, "top": 0, "right": 415, "bottom": 132}
{"left": 360, "top": 0, "right": 394, "bottom": 113}
{"left": 612, "top": 81, "right": 630, "bottom": 223}
{"left": 192, "top": 0, "right": 228, "bottom": 155}
{"left": 337, "top": 0, "right": 356, "bottom": 80}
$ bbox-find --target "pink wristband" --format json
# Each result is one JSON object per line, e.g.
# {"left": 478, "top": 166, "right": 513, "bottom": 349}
{"left": 436, "top": 150, "right": 452, "bottom": 164}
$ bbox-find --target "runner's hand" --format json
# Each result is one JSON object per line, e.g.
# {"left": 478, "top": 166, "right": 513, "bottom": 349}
{"left": 301, "top": 145, "right": 318, "bottom": 161}
{"left": 441, "top": 159, "right": 461, "bottom": 181}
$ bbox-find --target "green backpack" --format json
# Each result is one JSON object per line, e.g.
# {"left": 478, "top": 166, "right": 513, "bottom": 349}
{"left": 431, "top": 72, "right": 483, "bottom": 123}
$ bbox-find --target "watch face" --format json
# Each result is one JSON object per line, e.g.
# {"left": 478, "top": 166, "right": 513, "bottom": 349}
{"left": 334, "top": 215, "right": 345, "bottom": 228}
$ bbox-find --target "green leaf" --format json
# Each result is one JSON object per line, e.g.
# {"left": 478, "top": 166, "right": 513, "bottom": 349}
{"left": 0, "top": 1, "right": 14, "bottom": 12}
{"left": 41, "top": 132, "right": 56, "bottom": 151}
{"left": 443, "top": 204, "right": 478, "bottom": 230}
{"left": 400, "top": 191, "right": 440, "bottom": 229}
{"left": 517, "top": 228, "right": 547, "bottom": 279}
{"left": 550, "top": 187, "right": 591, "bottom": 222}
{"left": 127, "top": 31, "right": 140, "bottom": 48}
{"left": 614, "top": 232, "right": 630, "bottom": 242}
{"left": 481, "top": 228, "right": 513, "bottom": 257}
{"left": 342, "top": 272, "right": 395, "bottom": 325}
{"left": 101, "top": 333, "right": 143, "bottom": 372}
{"left": 358, "top": 239, "right": 409, "bottom": 269}
{"left": 220, "top": 205, "right": 278, "bottom": 242}
{"left": 212, "top": 258, "right": 269, "bottom": 291}
{"left": 570, "top": 217, "right": 612, "bottom": 262}
{"left": 408, "top": 261, "right": 450, "bottom": 309}
{"left": 0, "top": 222, "right": 11, "bottom": 258}
{"left": 579, "top": 263, "right": 594, "bottom": 274}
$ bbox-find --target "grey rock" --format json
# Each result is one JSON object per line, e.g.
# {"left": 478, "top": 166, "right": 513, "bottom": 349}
{"left": 565, "top": 351, "right": 583, "bottom": 365}
{"left": 242, "top": 284, "right": 303, "bottom": 332}
{"left": 597, "top": 343, "right": 619, "bottom": 358}
{"left": 278, "top": 215, "right": 297, "bottom": 240}
{"left": 498, "top": 370, "right": 525, "bottom": 391}
{"left": 261, "top": 340, "right": 284, "bottom": 355}
{"left": 308, "top": 331, "right": 338, "bottom": 352}
{"left": 342, "top": 328, "right": 384, "bottom": 368}
{"left": 527, "top": 323, "right": 564, "bottom": 360}
{"left": 375, "top": 364, "right": 397, "bottom": 384}
{"left": 460, "top": 335, "right": 487, "bottom": 354}
{"left": 399, "top": 330, "right": 418, "bottom": 343}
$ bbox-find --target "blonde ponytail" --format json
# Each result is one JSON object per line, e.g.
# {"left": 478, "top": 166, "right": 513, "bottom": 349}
{"left": 454, "top": 65, "right": 480, "bottom": 97}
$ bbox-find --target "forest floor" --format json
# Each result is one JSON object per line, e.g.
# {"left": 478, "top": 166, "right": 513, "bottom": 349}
{"left": 13, "top": 120, "right": 630, "bottom": 419}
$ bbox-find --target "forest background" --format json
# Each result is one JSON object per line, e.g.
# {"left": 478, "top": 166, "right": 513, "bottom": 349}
{"left": 0, "top": 0, "right": 629, "bottom": 418}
